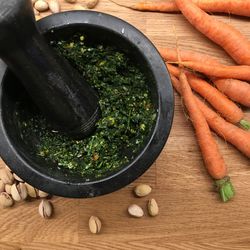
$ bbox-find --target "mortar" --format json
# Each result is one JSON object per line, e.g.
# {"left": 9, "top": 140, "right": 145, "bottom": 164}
{"left": 0, "top": 11, "right": 174, "bottom": 198}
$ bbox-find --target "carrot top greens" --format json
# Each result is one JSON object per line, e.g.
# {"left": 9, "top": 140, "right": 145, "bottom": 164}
{"left": 19, "top": 34, "right": 156, "bottom": 179}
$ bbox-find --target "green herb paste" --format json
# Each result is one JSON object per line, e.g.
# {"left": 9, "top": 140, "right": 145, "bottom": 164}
{"left": 20, "top": 34, "right": 156, "bottom": 178}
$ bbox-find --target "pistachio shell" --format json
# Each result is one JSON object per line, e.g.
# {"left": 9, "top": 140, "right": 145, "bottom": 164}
{"left": 25, "top": 183, "right": 38, "bottom": 198}
{"left": 34, "top": 0, "right": 49, "bottom": 12}
{"left": 86, "top": 0, "right": 98, "bottom": 9}
{"left": 13, "top": 173, "right": 24, "bottom": 182}
{"left": 48, "top": 0, "right": 61, "bottom": 13}
{"left": 4, "top": 184, "right": 12, "bottom": 195}
{"left": 128, "top": 204, "right": 144, "bottom": 218}
{"left": 0, "top": 192, "right": 14, "bottom": 208}
{"left": 11, "top": 183, "right": 27, "bottom": 201}
{"left": 38, "top": 190, "right": 49, "bottom": 198}
{"left": 0, "top": 180, "right": 5, "bottom": 193}
{"left": 134, "top": 184, "right": 152, "bottom": 197}
{"left": 89, "top": 216, "right": 102, "bottom": 234}
{"left": 0, "top": 168, "right": 14, "bottom": 185}
{"left": 147, "top": 198, "right": 159, "bottom": 217}
{"left": 39, "top": 200, "right": 53, "bottom": 218}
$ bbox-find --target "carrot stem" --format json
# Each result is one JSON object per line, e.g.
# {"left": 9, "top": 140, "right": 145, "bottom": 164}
{"left": 215, "top": 177, "right": 235, "bottom": 202}
{"left": 239, "top": 119, "right": 250, "bottom": 131}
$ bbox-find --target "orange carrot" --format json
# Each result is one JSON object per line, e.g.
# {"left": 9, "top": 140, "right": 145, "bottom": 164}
{"left": 177, "top": 72, "right": 234, "bottom": 202}
{"left": 159, "top": 47, "right": 220, "bottom": 65}
{"left": 213, "top": 79, "right": 250, "bottom": 108}
{"left": 110, "top": 0, "right": 250, "bottom": 17}
{"left": 171, "top": 75, "right": 250, "bottom": 158}
{"left": 168, "top": 64, "right": 250, "bottom": 129}
{"left": 167, "top": 64, "right": 250, "bottom": 130}
{"left": 176, "top": 61, "right": 250, "bottom": 81}
{"left": 175, "top": 0, "right": 250, "bottom": 65}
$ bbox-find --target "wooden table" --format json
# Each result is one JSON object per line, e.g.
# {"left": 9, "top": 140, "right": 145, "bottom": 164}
{"left": 0, "top": 1, "right": 249, "bottom": 249}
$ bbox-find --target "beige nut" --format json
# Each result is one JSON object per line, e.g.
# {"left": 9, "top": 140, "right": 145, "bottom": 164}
{"left": 0, "top": 192, "right": 14, "bottom": 208}
{"left": 25, "top": 183, "right": 38, "bottom": 198}
{"left": 0, "top": 168, "right": 14, "bottom": 185}
{"left": 39, "top": 199, "right": 53, "bottom": 218}
{"left": 147, "top": 198, "right": 159, "bottom": 217}
{"left": 134, "top": 184, "right": 152, "bottom": 197}
{"left": 86, "top": 0, "right": 98, "bottom": 9}
{"left": 89, "top": 216, "right": 102, "bottom": 234}
{"left": 32, "top": 0, "right": 38, "bottom": 5}
{"left": 0, "top": 180, "right": 5, "bottom": 193}
{"left": 4, "top": 184, "right": 12, "bottom": 195}
{"left": 13, "top": 173, "right": 24, "bottom": 182}
{"left": 128, "top": 204, "right": 144, "bottom": 218}
{"left": 34, "top": 0, "right": 49, "bottom": 12}
{"left": 11, "top": 183, "right": 27, "bottom": 201}
{"left": 38, "top": 190, "right": 49, "bottom": 198}
{"left": 48, "top": 0, "right": 61, "bottom": 13}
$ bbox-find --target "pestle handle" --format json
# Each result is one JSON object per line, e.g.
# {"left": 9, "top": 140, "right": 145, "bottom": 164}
{"left": 0, "top": 0, "right": 100, "bottom": 138}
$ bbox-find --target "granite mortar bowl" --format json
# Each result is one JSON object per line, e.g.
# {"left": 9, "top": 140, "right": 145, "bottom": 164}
{"left": 0, "top": 11, "right": 174, "bottom": 198}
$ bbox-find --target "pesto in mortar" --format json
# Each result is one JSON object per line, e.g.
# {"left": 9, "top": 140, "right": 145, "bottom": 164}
{"left": 20, "top": 35, "right": 156, "bottom": 178}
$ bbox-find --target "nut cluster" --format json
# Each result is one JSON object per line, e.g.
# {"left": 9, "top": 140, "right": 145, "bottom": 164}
{"left": 32, "top": 0, "right": 99, "bottom": 19}
{"left": 0, "top": 165, "right": 53, "bottom": 218}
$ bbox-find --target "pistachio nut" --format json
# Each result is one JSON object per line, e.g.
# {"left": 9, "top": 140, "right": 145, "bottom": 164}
{"left": 11, "top": 183, "right": 27, "bottom": 201}
{"left": 89, "top": 216, "right": 102, "bottom": 234}
{"left": 0, "top": 180, "right": 5, "bottom": 193}
{"left": 128, "top": 204, "right": 144, "bottom": 218}
{"left": 0, "top": 168, "right": 14, "bottom": 185}
{"left": 4, "top": 184, "right": 12, "bottom": 195}
{"left": 0, "top": 192, "right": 14, "bottom": 208}
{"left": 134, "top": 184, "right": 152, "bottom": 197}
{"left": 86, "top": 0, "right": 99, "bottom": 9}
{"left": 38, "top": 190, "right": 49, "bottom": 198}
{"left": 25, "top": 183, "right": 38, "bottom": 198}
{"left": 34, "top": 0, "right": 49, "bottom": 12}
{"left": 147, "top": 198, "right": 159, "bottom": 217}
{"left": 39, "top": 199, "right": 53, "bottom": 219}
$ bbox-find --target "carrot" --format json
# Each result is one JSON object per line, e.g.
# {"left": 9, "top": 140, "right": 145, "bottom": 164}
{"left": 175, "top": 61, "right": 250, "bottom": 81}
{"left": 177, "top": 71, "right": 234, "bottom": 202}
{"left": 171, "top": 75, "right": 250, "bottom": 158}
{"left": 167, "top": 64, "right": 250, "bottom": 129}
{"left": 213, "top": 79, "right": 250, "bottom": 108}
{"left": 159, "top": 47, "right": 220, "bottom": 65}
{"left": 175, "top": 0, "right": 250, "bottom": 65}
{"left": 109, "top": 0, "right": 250, "bottom": 17}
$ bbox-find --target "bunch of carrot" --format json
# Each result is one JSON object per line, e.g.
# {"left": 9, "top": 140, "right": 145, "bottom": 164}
{"left": 163, "top": 0, "right": 250, "bottom": 202}
{"left": 111, "top": 0, "right": 250, "bottom": 202}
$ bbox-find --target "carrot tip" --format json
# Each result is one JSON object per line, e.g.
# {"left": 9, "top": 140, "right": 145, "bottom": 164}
{"left": 215, "top": 177, "right": 235, "bottom": 202}
{"left": 239, "top": 119, "right": 250, "bottom": 130}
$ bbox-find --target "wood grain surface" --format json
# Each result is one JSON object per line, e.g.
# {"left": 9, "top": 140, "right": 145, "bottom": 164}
{"left": 0, "top": 0, "right": 249, "bottom": 249}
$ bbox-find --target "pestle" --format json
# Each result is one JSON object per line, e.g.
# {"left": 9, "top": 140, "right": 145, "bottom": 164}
{"left": 0, "top": 0, "right": 101, "bottom": 138}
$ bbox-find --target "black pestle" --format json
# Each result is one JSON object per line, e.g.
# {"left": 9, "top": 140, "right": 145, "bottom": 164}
{"left": 0, "top": 0, "right": 101, "bottom": 138}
